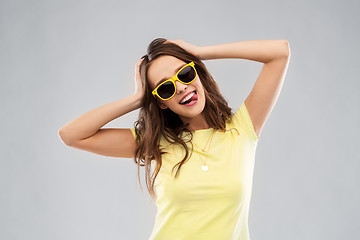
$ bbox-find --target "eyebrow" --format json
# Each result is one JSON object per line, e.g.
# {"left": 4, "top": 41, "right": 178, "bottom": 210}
{"left": 155, "top": 63, "right": 187, "bottom": 88}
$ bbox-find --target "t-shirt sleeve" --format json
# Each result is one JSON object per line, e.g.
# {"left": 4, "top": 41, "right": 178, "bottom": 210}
{"left": 129, "top": 127, "right": 136, "bottom": 139}
{"left": 232, "top": 101, "right": 260, "bottom": 142}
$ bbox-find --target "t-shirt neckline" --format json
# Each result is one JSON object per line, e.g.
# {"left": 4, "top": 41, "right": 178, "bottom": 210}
{"left": 190, "top": 127, "right": 214, "bottom": 133}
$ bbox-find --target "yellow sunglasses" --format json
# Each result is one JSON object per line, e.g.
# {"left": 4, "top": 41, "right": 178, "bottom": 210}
{"left": 151, "top": 61, "right": 197, "bottom": 101}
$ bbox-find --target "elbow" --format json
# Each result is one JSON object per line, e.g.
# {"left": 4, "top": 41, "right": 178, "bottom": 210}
{"left": 282, "top": 40, "right": 291, "bottom": 57}
{"left": 58, "top": 128, "right": 73, "bottom": 146}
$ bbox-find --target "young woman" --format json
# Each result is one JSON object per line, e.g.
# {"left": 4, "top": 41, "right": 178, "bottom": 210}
{"left": 59, "top": 38, "right": 290, "bottom": 239}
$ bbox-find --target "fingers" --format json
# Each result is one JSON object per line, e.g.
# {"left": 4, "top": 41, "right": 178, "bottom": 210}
{"left": 134, "top": 58, "right": 145, "bottom": 97}
{"left": 136, "top": 57, "right": 145, "bottom": 67}
{"left": 135, "top": 58, "right": 144, "bottom": 74}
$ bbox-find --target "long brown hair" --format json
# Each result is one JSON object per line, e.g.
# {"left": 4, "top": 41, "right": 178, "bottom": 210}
{"left": 133, "top": 37, "right": 234, "bottom": 201}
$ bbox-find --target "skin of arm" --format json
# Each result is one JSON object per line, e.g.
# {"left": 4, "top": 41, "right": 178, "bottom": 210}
{"left": 196, "top": 39, "right": 291, "bottom": 139}
{"left": 58, "top": 94, "right": 142, "bottom": 146}
{"left": 197, "top": 39, "right": 290, "bottom": 63}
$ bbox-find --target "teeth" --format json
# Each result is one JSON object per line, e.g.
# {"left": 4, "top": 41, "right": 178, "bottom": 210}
{"left": 180, "top": 92, "right": 195, "bottom": 103}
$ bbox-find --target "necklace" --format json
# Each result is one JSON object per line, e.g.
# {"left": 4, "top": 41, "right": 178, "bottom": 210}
{"left": 192, "top": 129, "right": 216, "bottom": 172}
{"left": 192, "top": 128, "right": 240, "bottom": 172}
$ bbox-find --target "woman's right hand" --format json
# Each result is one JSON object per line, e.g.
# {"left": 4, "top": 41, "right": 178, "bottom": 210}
{"left": 134, "top": 57, "right": 146, "bottom": 99}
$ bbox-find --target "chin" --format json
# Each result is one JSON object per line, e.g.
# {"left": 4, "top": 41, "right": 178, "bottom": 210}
{"left": 177, "top": 99, "right": 205, "bottom": 117}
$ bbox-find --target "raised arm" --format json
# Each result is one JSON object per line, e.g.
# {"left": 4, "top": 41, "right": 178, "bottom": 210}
{"left": 197, "top": 40, "right": 291, "bottom": 138}
{"left": 58, "top": 58, "right": 145, "bottom": 158}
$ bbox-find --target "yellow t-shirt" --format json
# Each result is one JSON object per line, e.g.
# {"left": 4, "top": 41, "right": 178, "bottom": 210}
{"left": 130, "top": 101, "right": 260, "bottom": 240}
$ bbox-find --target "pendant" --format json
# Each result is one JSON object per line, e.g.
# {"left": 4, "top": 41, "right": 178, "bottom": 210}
{"left": 201, "top": 164, "right": 208, "bottom": 172}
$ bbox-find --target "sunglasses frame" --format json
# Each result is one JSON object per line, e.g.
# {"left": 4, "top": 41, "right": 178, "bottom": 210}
{"left": 151, "top": 61, "right": 197, "bottom": 101}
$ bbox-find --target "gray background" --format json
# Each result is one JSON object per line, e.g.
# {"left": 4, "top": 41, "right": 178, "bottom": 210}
{"left": 1, "top": 0, "right": 359, "bottom": 239}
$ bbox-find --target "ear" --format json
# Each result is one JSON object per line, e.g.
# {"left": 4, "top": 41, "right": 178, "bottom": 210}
{"left": 159, "top": 103, "right": 168, "bottom": 109}
{"left": 156, "top": 100, "right": 168, "bottom": 109}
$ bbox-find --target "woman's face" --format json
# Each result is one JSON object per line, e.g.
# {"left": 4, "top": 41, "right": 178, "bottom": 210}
{"left": 147, "top": 55, "right": 206, "bottom": 120}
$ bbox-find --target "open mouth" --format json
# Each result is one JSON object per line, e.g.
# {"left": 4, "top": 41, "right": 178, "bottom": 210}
{"left": 179, "top": 91, "right": 198, "bottom": 106}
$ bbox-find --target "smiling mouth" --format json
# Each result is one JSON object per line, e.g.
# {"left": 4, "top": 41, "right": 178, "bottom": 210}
{"left": 179, "top": 91, "right": 198, "bottom": 105}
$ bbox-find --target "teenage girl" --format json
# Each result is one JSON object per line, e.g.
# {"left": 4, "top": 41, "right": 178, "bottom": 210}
{"left": 59, "top": 38, "right": 290, "bottom": 240}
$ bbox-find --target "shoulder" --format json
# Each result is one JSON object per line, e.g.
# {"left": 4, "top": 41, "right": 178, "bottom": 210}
{"left": 227, "top": 102, "right": 260, "bottom": 142}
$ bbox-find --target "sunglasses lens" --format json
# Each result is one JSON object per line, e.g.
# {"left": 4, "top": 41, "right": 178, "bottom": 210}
{"left": 157, "top": 81, "right": 175, "bottom": 99}
{"left": 178, "top": 66, "right": 196, "bottom": 83}
{"left": 156, "top": 64, "right": 196, "bottom": 100}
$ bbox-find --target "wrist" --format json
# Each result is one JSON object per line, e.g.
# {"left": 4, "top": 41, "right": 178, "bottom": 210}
{"left": 130, "top": 93, "right": 143, "bottom": 109}
{"left": 197, "top": 46, "right": 209, "bottom": 60}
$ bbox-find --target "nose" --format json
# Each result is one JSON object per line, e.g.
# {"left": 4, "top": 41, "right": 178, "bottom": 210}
{"left": 175, "top": 80, "right": 187, "bottom": 94}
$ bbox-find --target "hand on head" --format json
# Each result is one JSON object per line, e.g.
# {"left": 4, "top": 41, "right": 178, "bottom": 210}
{"left": 134, "top": 57, "right": 146, "bottom": 98}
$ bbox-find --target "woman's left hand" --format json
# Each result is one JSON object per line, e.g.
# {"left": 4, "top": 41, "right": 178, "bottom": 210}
{"left": 165, "top": 39, "right": 201, "bottom": 59}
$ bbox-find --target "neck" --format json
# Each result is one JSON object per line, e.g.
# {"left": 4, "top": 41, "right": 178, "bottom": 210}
{"left": 179, "top": 113, "right": 210, "bottom": 132}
